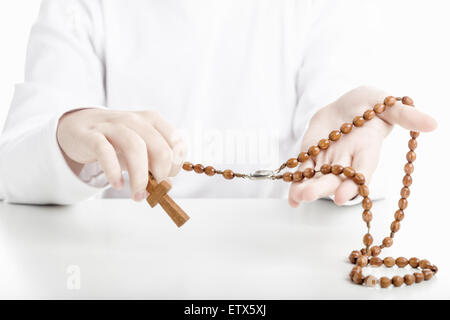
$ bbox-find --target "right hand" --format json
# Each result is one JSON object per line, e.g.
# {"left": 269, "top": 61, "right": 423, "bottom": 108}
{"left": 56, "top": 108, "right": 187, "bottom": 201}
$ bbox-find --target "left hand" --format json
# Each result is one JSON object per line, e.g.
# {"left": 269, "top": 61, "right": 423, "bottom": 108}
{"left": 288, "top": 86, "right": 438, "bottom": 208}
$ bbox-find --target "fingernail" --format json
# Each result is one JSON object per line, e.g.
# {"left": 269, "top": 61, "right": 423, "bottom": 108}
{"left": 133, "top": 191, "right": 147, "bottom": 202}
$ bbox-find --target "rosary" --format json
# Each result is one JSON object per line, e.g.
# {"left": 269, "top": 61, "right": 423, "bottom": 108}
{"left": 145, "top": 95, "right": 437, "bottom": 288}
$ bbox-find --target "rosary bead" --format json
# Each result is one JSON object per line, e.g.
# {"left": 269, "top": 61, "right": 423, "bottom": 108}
{"left": 362, "top": 197, "right": 372, "bottom": 210}
{"left": 286, "top": 158, "right": 298, "bottom": 168}
{"left": 340, "top": 123, "right": 353, "bottom": 134}
{"left": 414, "top": 272, "right": 424, "bottom": 283}
{"left": 182, "top": 162, "right": 194, "bottom": 171}
{"left": 343, "top": 167, "right": 356, "bottom": 178}
{"left": 431, "top": 265, "right": 438, "bottom": 273}
{"left": 353, "top": 173, "right": 366, "bottom": 185}
{"left": 363, "top": 233, "right": 373, "bottom": 246}
{"left": 352, "top": 272, "right": 364, "bottom": 284}
{"left": 293, "top": 171, "right": 303, "bottom": 182}
{"left": 329, "top": 130, "right": 342, "bottom": 141}
{"left": 400, "top": 187, "right": 410, "bottom": 199}
{"left": 398, "top": 198, "right": 408, "bottom": 210}
{"left": 349, "top": 250, "right": 361, "bottom": 264}
{"left": 419, "top": 259, "right": 431, "bottom": 269}
{"left": 408, "top": 139, "right": 417, "bottom": 150}
{"left": 308, "top": 145, "right": 320, "bottom": 157}
{"left": 384, "top": 96, "right": 397, "bottom": 107}
{"left": 358, "top": 185, "right": 369, "bottom": 197}
{"left": 403, "top": 175, "right": 412, "bottom": 187}
{"left": 409, "top": 257, "right": 420, "bottom": 268}
{"left": 396, "top": 257, "right": 409, "bottom": 268}
{"left": 303, "top": 168, "right": 315, "bottom": 179}
{"left": 364, "top": 275, "right": 377, "bottom": 287}
{"left": 204, "top": 166, "right": 216, "bottom": 176}
{"left": 402, "top": 96, "right": 414, "bottom": 106}
{"left": 331, "top": 164, "right": 343, "bottom": 175}
{"left": 370, "top": 257, "right": 383, "bottom": 267}
{"left": 282, "top": 172, "right": 293, "bottom": 182}
{"left": 406, "top": 151, "right": 416, "bottom": 163}
{"left": 353, "top": 116, "right": 365, "bottom": 127}
{"left": 391, "top": 221, "right": 401, "bottom": 233}
{"left": 362, "top": 210, "right": 372, "bottom": 223}
{"left": 360, "top": 248, "right": 367, "bottom": 255}
{"left": 404, "top": 163, "right": 414, "bottom": 175}
{"left": 356, "top": 255, "right": 368, "bottom": 267}
{"left": 394, "top": 209, "right": 405, "bottom": 221}
{"left": 384, "top": 257, "right": 395, "bottom": 268}
{"left": 363, "top": 109, "right": 376, "bottom": 120}
{"left": 223, "top": 169, "right": 235, "bottom": 180}
{"left": 410, "top": 131, "right": 420, "bottom": 139}
{"left": 383, "top": 237, "right": 393, "bottom": 247}
{"left": 194, "top": 164, "right": 204, "bottom": 173}
{"left": 318, "top": 139, "right": 331, "bottom": 150}
{"left": 373, "top": 103, "right": 386, "bottom": 114}
{"left": 298, "top": 152, "right": 310, "bottom": 163}
{"left": 380, "top": 277, "right": 392, "bottom": 288}
{"left": 404, "top": 274, "right": 416, "bottom": 286}
{"left": 350, "top": 265, "right": 362, "bottom": 278}
{"left": 320, "top": 164, "right": 332, "bottom": 174}
{"left": 392, "top": 275, "right": 404, "bottom": 287}
{"left": 423, "top": 269, "right": 433, "bottom": 280}
{"left": 370, "top": 245, "right": 381, "bottom": 257}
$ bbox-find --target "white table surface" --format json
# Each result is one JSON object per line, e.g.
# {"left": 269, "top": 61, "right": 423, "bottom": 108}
{"left": 0, "top": 196, "right": 448, "bottom": 299}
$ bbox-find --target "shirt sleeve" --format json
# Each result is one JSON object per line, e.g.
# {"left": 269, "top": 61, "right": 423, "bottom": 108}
{"left": 0, "top": 0, "right": 108, "bottom": 205}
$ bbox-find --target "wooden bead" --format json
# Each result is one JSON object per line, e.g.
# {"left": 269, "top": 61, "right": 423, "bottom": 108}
{"left": 318, "top": 139, "right": 331, "bottom": 150}
{"left": 353, "top": 173, "right": 366, "bottom": 185}
{"left": 380, "top": 277, "right": 392, "bottom": 288}
{"left": 349, "top": 250, "right": 361, "bottom": 264}
{"left": 391, "top": 221, "right": 401, "bottom": 233}
{"left": 204, "top": 166, "right": 216, "bottom": 176}
{"left": 362, "top": 210, "right": 372, "bottom": 223}
{"left": 423, "top": 269, "right": 433, "bottom": 280}
{"left": 331, "top": 164, "right": 343, "bottom": 175}
{"left": 358, "top": 185, "right": 369, "bottom": 197}
{"left": 396, "top": 257, "right": 409, "bottom": 268}
{"left": 223, "top": 169, "right": 234, "bottom": 180}
{"left": 409, "top": 257, "right": 420, "bottom": 268}
{"left": 352, "top": 272, "right": 364, "bottom": 284}
{"left": 286, "top": 158, "right": 298, "bottom": 168}
{"left": 293, "top": 171, "right": 303, "bottom": 182}
{"left": 419, "top": 259, "right": 431, "bottom": 269}
{"left": 282, "top": 172, "right": 293, "bottom": 182}
{"left": 364, "top": 275, "right": 377, "bottom": 287}
{"left": 362, "top": 197, "right": 372, "bottom": 210}
{"left": 298, "top": 152, "right": 310, "bottom": 163}
{"left": 410, "top": 131, "right": 420, "bottom": 139}
{"left": 383, "top": 237, "right": 393, "bottom": 247}
{"left": 360, "top": 248, "right": 367, "bottom": 255}
{"left": 350, "top": 266, "right": 362, "bottom": 278}
{"left": 363, "top": 233, "right": 373, "bottom": 246}
{"left": 340, "top": 123, "right": 353, "bottom": 134}
{"left": 400, "top": 187, "right": 410, "bottom": 199}
{"left": 363, "top": 109, "right": 376, "bottom": 120}
{"left": 182, "top": 162, "right": 194, "bottom": 171}
{"left": 343, "top": 167, "right": 356, "bottom": 178}
{"left": 402, "top": 175, "right": 412, "bottom": 187}
{"left": 392, "top": 275, "right": 404, "bottom": 287}
{"left": 404, "top": 274, "right": 416, "bottom": 286}
{"left": 404, "top": 163, "right": 414, "bottom": 175}
{"left": 373, "top": 103, "right": 386, "bottom": 114}
{"left": 394, "top": 209, "right": 405, "bottom": 221}
{"left": 384, "top": 96, "right": 397, "bottom": 107}
{"left": 320, "top": 164, "right": 331, "bottom": 174}
{"left": 414, "top": 272, "right": 424, "bottom": 283}
{"left": 303, "top": 168, "right": 315, "bottom": 179}
{"left": 308, "top": 145, "right": 320, "bottom": 157}
{"left": 406, "top": 151, "right": 416, "bottom": 163}
{"left": 384, "top": 257, "right": 395, "bottom": 268}
{"left": 194, "top": 164, "right": 204, "bottom": 173}
{"left": 370, "top": 256, "right": 383, "bottom": 267}
{"left": 431, "top": 265, "right": 438, "bottom": 273}
{"left": 353, "top": 116, "right": 365, "bottom": 127}
{"left": 402, "top": 96, "right": 414, "bottom": 106}
{"left": 329, "top": 130, "right": 342, "bottom": 141}
{"left": 408, "top": 139, "right": 417, "bottom": 150}
{"left": 356, "top": 255, "right": 368, "bottom": 267}
{"left": 370, "top": 245, "right": 381, "bottom": 257}
{"left": 398, "top": 198, "right": 408, "bottom": 210}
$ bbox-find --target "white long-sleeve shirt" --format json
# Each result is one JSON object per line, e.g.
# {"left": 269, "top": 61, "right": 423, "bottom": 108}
{"left": 0, "top": 0, "right": 386, "bottom": 204}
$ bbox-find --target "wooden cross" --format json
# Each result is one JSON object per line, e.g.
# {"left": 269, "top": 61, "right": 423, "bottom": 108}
{"left": 146, "top": 173, "right": 190, "bottom": 227}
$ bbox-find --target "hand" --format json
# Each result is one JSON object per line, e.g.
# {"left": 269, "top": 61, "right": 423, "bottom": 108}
{"left": 288, "top": 86, "right": 438, "bottom": 208}
{"left": 57, "top": 108, "right": 187, "bottom": 201}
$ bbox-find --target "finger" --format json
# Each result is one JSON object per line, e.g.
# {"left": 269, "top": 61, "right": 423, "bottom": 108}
{"left": 90, "top": 133, "right": 123, "bottom": 189}
{"left": 379, "top": 102, "right": 438, "bottom": 132}
{"left": 290, "top": 173, "right": 344, "bottom": 205}
{"left": 102, "top": 126, "right": 149, "bottom": 201}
